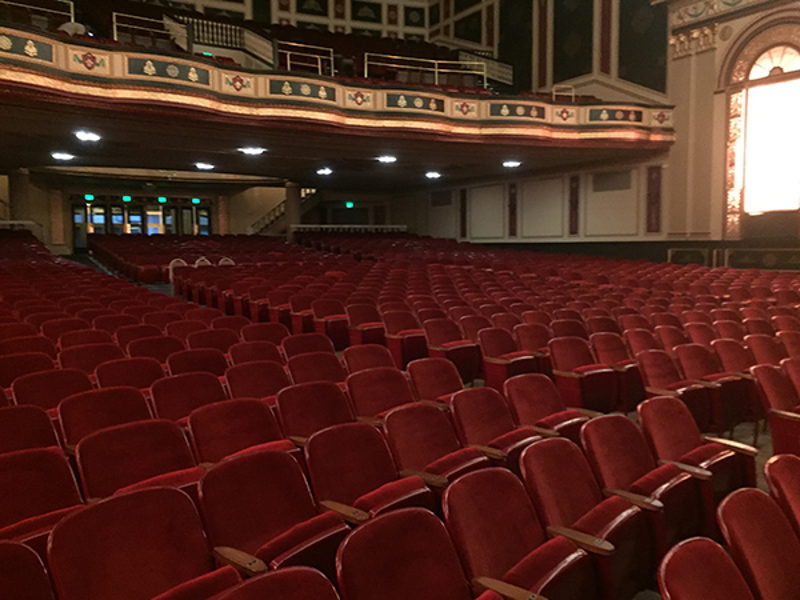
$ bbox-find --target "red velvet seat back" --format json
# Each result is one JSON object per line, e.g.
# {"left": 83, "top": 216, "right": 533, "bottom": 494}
{"left": 224, "top": 360, "right": 290, "bottom": 399}
{"left": 0, "top": 405, "right": 58, "bottom": 454}
{"left": 460, "top": 315, "right": 492, "bottom": 343}
{"left": 114, "top": 325, "right": 162, "bottom": 351}
{"left": 166, "top": 348, "right": 229, "bottom": 377}
{"left": 745, "top": 334, "right": 787, "bottom": 366}
{"left": 0, "top": 447, "right": 81, "bottom": 528}
{"left": 674, "top": 344, "right": 723, "bottom": 380}
{"left": 40, "top": 318, "right": 90, "bottom": 342}
{"left": 636, "top": 349, "right": 682, "bottom": 388}
{"left": 282, "top": 333, "right": 335, "bottom": 358}
{"left": 200, "top": 450, "right": 319, "bottom": 554}
{"left": 407, "top": 358, "right": 463, "bottom": 400}
{"left": 550, "top": 319, "right": 589, "bottom": 340}
{"left": 619, "top": 315, "right": 652, "bottom": 332}
{"left": 0, "top": 352, "right": 54, "bottom": 388}
{"left": 751, "top": 364, "right": 798, "bottom": 411}
{"left": 442, "top": 468, "right": 548, "bottom": 580}
{"left": 241, "top": 322, "right": 290, "bottom": 344}
{"left": 95, "top": 357, "right": 164, "bottom": 389}
{"left": 337, "top": 508, "right": 472, "bottom": 600}
{"left": 590, "top": 332, "right": 632, "bottom": 364}
{"left": 165, "top": 320, "right": 209, "bottom": 343}
{"left": 48, "top": 488, "right": 220, "bottom": 600}
{"left": 382, "top": 403, "right": 463, "bottom": 471}
{"left": 346, "top": 304, "right": 382, "bottom": 327}
{"left": 277, "top": 382, "right": 354, "bottom": 439}
{"left": 478, "top": 327, "right": 517, "bottom": 358}
{"left": 0, "top": 541, "right": 55, "bottom": 600}
{"left": 346, "top": 367, "right": 414, "bottom": 417}
{"left": 185, "top": 307, "right": 224, "bottom": 325}
{"left": 188, "top": 398, "right": 284, "bottom": 463}
{"left": 636, "top": 396, "right": 704, "bottom": 461}
{"left": 76, "top": 419, "right": 197, "bottom": 498}
{"left": 127, "top": 335, "right": 185, "bottom": 363}
{"left": 11, "top": 368, "right": 92, "bottom": 411}
{"left": 382, "top": 311, "right": 421, "bottom": 335}
{"left": 718, "top": 488, "right": 800, "bottom": 600}
{"left": 548, "top": 336, "right": 596, "bottom": 371}
{"left": 503, "top": 373, "right": 565, "bottom": 423}
{"left": 186, "top": 329, "right": 240, "bottom": 353}
{"left": 305, "top": 423, "right": 398, "bottom": 506}
{"left": 151, "top": 372, "right": 227, "bottom": 421}
{"left": 0, "top": 322, "right": 36, "bottom": 341}
{"left": 287, "top": 352, "right": 347, "bottom": 385}
{"left": 711, "top": 339, "right": 755, "bottom": 372}
{"left": 92, "top": 314, "right": 138, "bottom": 334}
{"left": 658, "top": 537, "right": 755, "bottom": 600}
{"left": 59, "top": 386, "right": 152, "bottom": 447}
{"left": 519, "top": 438, "right": 605, "bottom": 527}
{"left": 211, "top": 316, "right": 250, "bottom": 335}
{"left": 229, "top": 341, "right": 283, "bottom": 365}
{"left": 764, "top": 453, "right": 800, "bottom": 539}
{"left": 449, "top": 387, "right": 517, "bottom": 446}
{"left": 423, "top": 318, "right": 465, "bottom": 346}
{"left": 514, "top": 323, "right": 552, "bottom": 352}
{"left": 59, "top": 343, "right": 124, "bottom": 375}
{"left": 580, "top": 414, "right": 657, "bottom": 490}
{"left": 342, "top": 345, "right": 394, "bottom": 373}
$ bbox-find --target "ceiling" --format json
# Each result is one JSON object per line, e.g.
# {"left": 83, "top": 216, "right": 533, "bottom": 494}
{"left": 0, "top": 90, "right": 669, "bottom": 197}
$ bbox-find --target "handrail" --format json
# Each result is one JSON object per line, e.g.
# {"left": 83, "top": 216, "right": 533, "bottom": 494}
{"left": 552, "top": 84, "right": 576, "bottom": 102}
{"left": 251, "top": 188, "right": 318, "bottom": 234}
{"left": 276, "top": 40, "right": 334, "bottom": 76}
{"left": 172, "top": 14, "right": 274, "bottom": 68}
{"left": 112, "top": 12, "right": 173, "bottom": 42}
{"left": 0, "top": 0, "right": 73, "bottom": 22}
{"left": 364, "top": 52, "right": 488, "bottom": 87}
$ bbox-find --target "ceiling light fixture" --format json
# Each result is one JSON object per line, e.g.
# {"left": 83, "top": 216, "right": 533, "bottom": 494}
{"left": 74, "top": 130, "right": 101, "bottom": 142}
{"left": 51, "top": 152, "right": 75, "bottom": 161}
{"left": 317, "top": 167, "right": 333, "bottom": 176}
{"left": 239, "top": 147, "right": 266, "bottom": 156}
{"left": 195, "top": 162, "right": 215, "bottom": 170}
{"left": 377, "top": 155, "right": 397, "bottom": 163}
{"left": 425, "top": 171, "right": 442, "bottom": 179}
{"left": 503, "top": 160, "right": 522, "bottom": 168}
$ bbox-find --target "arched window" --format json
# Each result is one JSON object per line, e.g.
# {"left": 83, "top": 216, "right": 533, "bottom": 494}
{"left": 742, "top": 45, "right": 800, "bottom": 215}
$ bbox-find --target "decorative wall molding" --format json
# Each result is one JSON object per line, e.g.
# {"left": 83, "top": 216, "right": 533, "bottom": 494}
{"left": 669, "top": 25, "right": 718, "bottom": 59}
{"left": 669, "top": 0, "right": 773, "bottom": 30}
{"left": 0, "top": 25, "right": 675, "bottom": 146}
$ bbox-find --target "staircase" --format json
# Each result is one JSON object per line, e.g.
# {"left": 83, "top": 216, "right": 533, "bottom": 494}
{"left": 250, "top": 188, "right": 321, "bottom": 235}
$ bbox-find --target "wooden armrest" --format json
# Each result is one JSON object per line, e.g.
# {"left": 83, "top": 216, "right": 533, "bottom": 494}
{"left": 484, "top": 356, "right": 511, "bottom": 365}
{"left": 657, "top": 459, "right": 713, "bottom": 481}
{"left": 701, "top": 435, "right": 757, "bottom": 456}
{"left": 574, "top": 408, "right": 602, "bottom": 418}
{"left": 399, "top": 469, "right": 449, "bottom": 489}
{"left": 552, "top": 369, "right": 581, "bottom": 379}
{"left": 198, "top": 462, "right": 215, "bottom": 470}
{"left": 213, "top": 546, "right": 267, "bottom": 577}
{"left": 419, "top": 399, "right": 449, "bottom": 411}
{"left": 770, "top": 408, "right": 800, "bottom": 423}
{"left": 319, "top": 500, "right": 370, "bottom": 525}
{"left": 64, "top": 443, "right": 76, "bottom": 456}
{"left": 287, "top": 435, "right": 307, "bottom": 447}
{"left": 646, "top": 387, "right": 679, "bottom": 397}
{"left": 356, "top": 415, "right": 383, "bottom": 427}
{"left": 473, "top": 576, "right": 544, "bottom": 600}
{"left": 603, "top": 488, "right": 663, "bottom": 511}
{"left": 693, "top": 379, "right": 721, "bottom": 389}
{"left": 546, "top": 525, "right": 614, "bottom": 556}
{"left": 607, "top": 364, "right": 628, "bottom": 373}
{"left": 470, "top": 444, "right": 508, "bottom": 461}
{"left": 736, "top": 372, "right": 754, "bottom": 380}
{"left": 531, "top": 426, "right": 559, "bottom": 438}
{"left": 384, "top": 333, "right": 403, "bottom": 340}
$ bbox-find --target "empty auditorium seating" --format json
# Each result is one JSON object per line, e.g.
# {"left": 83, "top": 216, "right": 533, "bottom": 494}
{"left": 276, "top": 381, "right": 354, "bottom": 441}
{"left": 764, "top": 453, "right": 800, "bottom": 538}
{"left": 167, "top": 348, "right": 229, "bottom": 377}
{"left": 287, "top": 351, "right": 348, "bottom": 386}
{"left": 443, "top": 468, "right": 601, "bottom": 600}
{"left": 127, "top": 335, "right": 185, "bottom": 363}
{"left": 151, "top": 372, "right": 227, "bottom": 423}
{"left": 228, "top": 340, "right": 284, "bottom": 365}
{"left": 11, "top": 368, "right": 92, "bottom": 416}
{"left": 342, "top": 343, "right": 395, "bottom": 372}
{"left": 477, "top": 327, "right": 539, "bottom": 390}
{"left": 304, "top": 422, "right": 436, "bottom": 520}
{"left": 75, "top": 419, "right": 205, "bottom": 499}
{"left": 0, "top": 541, "right": 55, "bottom": 600}
{"left": 657, "top": 537, "right": 755, "bottom": 600}
{"left": 59, "top": 343, "right": 125, "bottom": 375}
{"left": 548, "top": 336, "right": 619, "bottom": 413}
{"left": 717, "top": 488, "right": 800, "bottom": 600}
{"left": 199, "top": 449, "right": 349, "bottom": 578}
{"left": 95, "top": 356, "right": 165, "bottom": 390}
{"left": 47, "top": 488, "right": 241, "bottom": 600}
{"left": 226, "top": 360, "right": 291, "bottom": 402}
{"left": 750, "top": 364, "right": 800, "bottom": 455}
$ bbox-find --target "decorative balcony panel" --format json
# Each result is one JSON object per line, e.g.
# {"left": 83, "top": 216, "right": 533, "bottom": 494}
{"left": 0, "top": 25, "right": 675, "bottom": 148}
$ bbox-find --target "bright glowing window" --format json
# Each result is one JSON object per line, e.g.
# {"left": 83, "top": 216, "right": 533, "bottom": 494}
{"left": 743, "top": 46, "right": 800, "bottom": 215}
{"left": 749, "top": 45, "right": 800, "bottom": 80}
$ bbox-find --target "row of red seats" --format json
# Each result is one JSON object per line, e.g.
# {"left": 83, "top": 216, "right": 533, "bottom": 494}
{"left": 659, "top": 453, "right": 800, "bottom": 600}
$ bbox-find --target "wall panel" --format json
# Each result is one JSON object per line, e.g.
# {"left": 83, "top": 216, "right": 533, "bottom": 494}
{"left": 520, "top": 177, "right": 564, "bottom": 238}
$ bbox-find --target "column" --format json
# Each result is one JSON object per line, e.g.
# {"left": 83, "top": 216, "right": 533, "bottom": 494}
{"left": 285, "top": 181, "right": 302, "bottom": 242}
{"left": 8, "top": 168, "right": 30, "bottom": 221}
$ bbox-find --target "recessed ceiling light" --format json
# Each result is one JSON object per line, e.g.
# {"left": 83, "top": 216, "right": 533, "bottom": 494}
{"left": 317, "top": 167, "right": 333, "bottom": 176}
{"left": 425, "top": 171, "right": 441, "bottom": 179}
{"left": 51, "top": 152, "right": 75, "bottom": 161}
{"left": 503, "top": 160, "right": 522, "bottom": 168}
{"left": 195, "top": 162, "right": 215, "bottom": 170}
{"left": 74, "top": 130, "right": 101, "bottom": 142}
{"left": 377, "top": 155, "right": 397, "bottom": 163}
{"left": 239, "top": 147, "right": 266, "bottom": 156}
